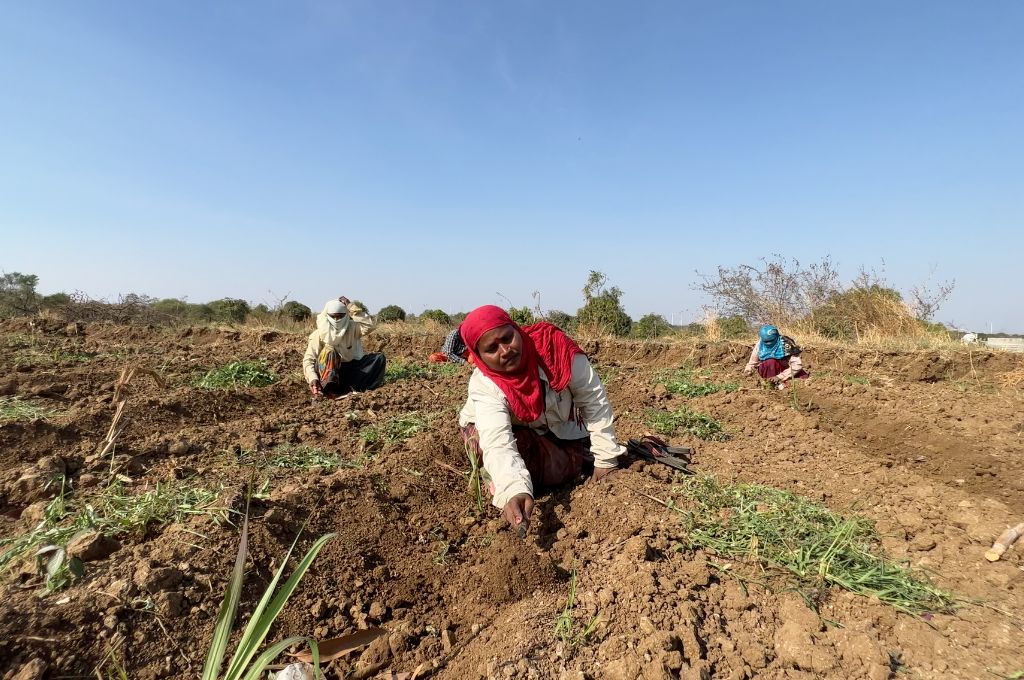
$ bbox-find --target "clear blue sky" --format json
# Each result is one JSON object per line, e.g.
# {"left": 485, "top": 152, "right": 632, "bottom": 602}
{"left": 2, "top": 1, "right": 1021, "bottom": 331}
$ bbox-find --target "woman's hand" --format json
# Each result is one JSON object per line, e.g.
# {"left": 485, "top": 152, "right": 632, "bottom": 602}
{"left": 502, "top": 493, "right": 534, "bottom": 536}
{"left": 591, "top": 466, "right": 619, "bottom": 483}
{"left": 742, "top": 366, "right": 754, "bottom": 375}
{"left": 338, "top": 296, "right": 351, "bottom": 306}
{"left": 309, "top": 379, "right": 323, "bottom": 396}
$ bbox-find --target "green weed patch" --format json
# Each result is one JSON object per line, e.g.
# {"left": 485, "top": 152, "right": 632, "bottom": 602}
{"left": 383, "top": 360, "right": 460, "bottom": 384}
{"left": 653, "top": 475, "right": 955, "bottom": 615}
{"left": 0, "top": 397, "right": 58, "bottom": 423}
{"left": 194, "top": 361, "right": 277, "bottom": 389}
{"left": 654, "top": 367, "right": 739, "bottom": 398}
{"left": 360, "top": 412, "right": 432, "bottom": 449}
{"left": 0, "top": 480, "right": 223, "bottom": 593}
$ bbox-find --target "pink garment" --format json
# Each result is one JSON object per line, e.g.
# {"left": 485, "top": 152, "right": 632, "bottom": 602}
{"left": 757, "top": 357, "right": 808, "bottom": 380}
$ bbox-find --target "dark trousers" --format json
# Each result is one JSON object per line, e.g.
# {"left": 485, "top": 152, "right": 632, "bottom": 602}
{"left": 320, "top": 352, "right": 386, "bottom": 396}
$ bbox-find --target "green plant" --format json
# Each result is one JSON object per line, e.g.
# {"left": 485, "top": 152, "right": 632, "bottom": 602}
{"left": 465, "top": 441, "right": 483, "bottom": 513}
{"left": 208, "top": 298, "right": 252, "bottom": 324}
{"left": 384, "top": 360, "right": 460, "bottom": 384}
{"left": 241, "top": 445, "right": 358, "bottom": 471}
{"left": 632, "top": 313, "right": 673, "bottom": 339}
{"left": 377, "top": 304, "right": 407, "bottom": 323}
{"left": 278, "top": 301, "right": 312, "bottom": 322}
{"left": 202, "top": 503, "right": 332, "bottom": 680}
{"left": 845, "top": 375, "right": 870, "bottom": 385}
{"left": 650, "top": 476, "right": 956, "bottom": 615}
{"left": 0, "top": 397, "right": 57, "bottom": 423}
{"left": 717, "top": 315, "right": 751, "bottom": 339}
{"left": 508, "top": 306, "right": 535, "bottom": 326}
{"left": 644, "top": 406, "right": 729, "bottom": 441}
{"left": 95, "top": 646, "right": 130, "bottom": 680}
{"left": 575, "top": 271, "right": 632, "bottom": 336}
{"left": 420, "top": 309, "right": 452, "bottom": 326}
{"left": 13, "top": 346, "right": 94, "bottom": 367}
{"left": 544, "top": 310, "right": 575, "bottom": 331}
{"left": 655, "top": 367, "right": 739, "bottom": 398}
{"left": 359, "top": 412, "right": 432, "bottom": 449}
{"left": 594, "top": 364, "right": 620, "bottom": 386}
{"left": 194, "top": 361, "right": 277, "bottom": 389}
{"left": 0, "top": 480, "right": 222, "bottom": 593}
{"left": 383, "top": 360, "right": 431, "bottom": 383}
{"left": 0, "top": 271, "right": 41, "bottom": 317}
{"left": 554, "top": 569, "right": 601, "bottom": 647}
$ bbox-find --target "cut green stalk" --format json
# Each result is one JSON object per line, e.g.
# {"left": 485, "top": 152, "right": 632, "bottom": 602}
{"left": 464, "top": 441, "right": 483, "bottom": 513}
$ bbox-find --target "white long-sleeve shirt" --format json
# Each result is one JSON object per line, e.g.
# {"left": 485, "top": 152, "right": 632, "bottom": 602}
{"left": 301, "top": 303, "right": 375, "bottom": 384}
{"left": 458, "top": 353, "right": 623, "bottom": 509}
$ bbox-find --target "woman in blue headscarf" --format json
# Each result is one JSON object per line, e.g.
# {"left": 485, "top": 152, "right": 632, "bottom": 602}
{"left": 743, "top": 324, "right": 808, "bottom": 389}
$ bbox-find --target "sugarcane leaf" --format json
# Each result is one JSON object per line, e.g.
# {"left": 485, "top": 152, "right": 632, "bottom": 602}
{"left": 201, "top": 505, "right": 249, "bottom": 680}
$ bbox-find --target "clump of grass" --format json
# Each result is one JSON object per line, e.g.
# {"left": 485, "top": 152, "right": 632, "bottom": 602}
{"left": 241, "top": 445, "right": 360, "bottom": 471}
{"left": 97, "top": 481, "right": 221, "bottom": 530}
{"left": 360, "top": 412, "right": 431, "bottom": 448}
{"left": 644, "top": 406, "right": 729, "bottom": 441}
{"left": 653, "top": 475, "right": 955, "bottom": 615}
{"left": 845, "top": 374, "right": 870, "bottom": 385}
{"left": 655, "top": 367, "right": 739, "bottom": 398}
{"left": 0, "top": 479, "right": 223, "bottom": 593}
{"left": 194, "top": 361, "right": 277, "bottom": 389}
{"left": 594, "top": 364, "right": 620, "bottom": 385}
{"left": 383, "top": 360, "right": 460, "bottom": 384}
{"left": 554, "top": 569, "right": 601, "bottom": 647}
{"left": 13, "top": 348, "right": 94, "bottom": 367}
{"left": 0, "top": 396, "right": 58, "bottom": 423}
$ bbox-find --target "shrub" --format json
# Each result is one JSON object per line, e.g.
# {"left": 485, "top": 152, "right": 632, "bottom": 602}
{"left": 0, "top": 272, "right": 40, "bottom": 317}
{"left": 420, "top": 309, "right": 452, "bottom": 326}
{"left": 508, "top": 306, "right": 535, "bottom": 326}
{"left": 575, "top": 271, "right": 632, "bottom": 337}
{"left": 632, "top": 313, "right": 672, "bottom": 339}
{"left": 544, "top": 310, "right": 575, "bottom": 331}
{"left": 207, "top": 298, "right": 251, "bottom": 324}
{"left": 680, "top": 323, "right": 706, "bottom": 338}
{"left": 808, "top": 285, "right": 911, "bottom": 341}
{"left": 278, "top": 301, "right": 312, "bottom": 322}
{"left": 40, "top": 292, "right": 71, "bottom": 310}
{"left": 377, "top": 305, "right": 407, "bottom": 323}
{"left": 717, "top": 315, "right": 751, "bottom": 339}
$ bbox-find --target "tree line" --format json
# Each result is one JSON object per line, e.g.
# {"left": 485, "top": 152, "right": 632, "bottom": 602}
{"left": 1, "top": 256, "right": 962, "bottom": 341}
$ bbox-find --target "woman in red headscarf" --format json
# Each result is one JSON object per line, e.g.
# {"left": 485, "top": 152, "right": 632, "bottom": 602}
{"left": 457, "top": 306, "right": 624, "bottom": 536}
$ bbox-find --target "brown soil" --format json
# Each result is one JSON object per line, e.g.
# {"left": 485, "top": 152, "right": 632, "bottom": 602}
{"left": 1, "top": 320, "right": 1022, "bottom": 679}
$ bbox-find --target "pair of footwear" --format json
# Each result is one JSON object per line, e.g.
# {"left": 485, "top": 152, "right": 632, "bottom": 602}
{"left": 626, "top": 435, "right": 694, "bottom": 473}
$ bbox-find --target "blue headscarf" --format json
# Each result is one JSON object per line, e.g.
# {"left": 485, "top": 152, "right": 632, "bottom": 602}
{"left": 758, "top": 324, "right": 786, "bottom": 361}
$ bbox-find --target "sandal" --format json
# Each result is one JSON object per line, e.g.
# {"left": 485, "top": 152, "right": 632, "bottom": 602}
{"left": 626, "top": 437, "right": 694, "bottom": 473}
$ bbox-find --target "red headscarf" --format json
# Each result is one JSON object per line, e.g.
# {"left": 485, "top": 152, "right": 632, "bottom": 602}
{"left": 461, "top": 305, "right": 584, "bottom": 422}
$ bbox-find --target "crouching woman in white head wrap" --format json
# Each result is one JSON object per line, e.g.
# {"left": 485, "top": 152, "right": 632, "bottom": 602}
{"left": 302, "top": 296, "right": 386, "bottom": 397}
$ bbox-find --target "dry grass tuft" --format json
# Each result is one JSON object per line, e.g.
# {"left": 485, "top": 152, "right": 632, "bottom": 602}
{"left": 997, "top": 367, "right": 1024, "bottom": 389}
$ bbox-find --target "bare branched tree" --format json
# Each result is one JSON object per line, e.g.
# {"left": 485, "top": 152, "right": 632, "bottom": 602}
{"left": 696, "top": 255, "right": 842, "bottom": 326}
{"left": 908, "top": 276, "right": 955, "bottom": 321}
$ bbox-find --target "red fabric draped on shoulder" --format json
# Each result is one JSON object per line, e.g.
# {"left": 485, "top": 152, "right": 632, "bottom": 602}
{"left": 461, "top": 306, "right": 584, "bottom": 422}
